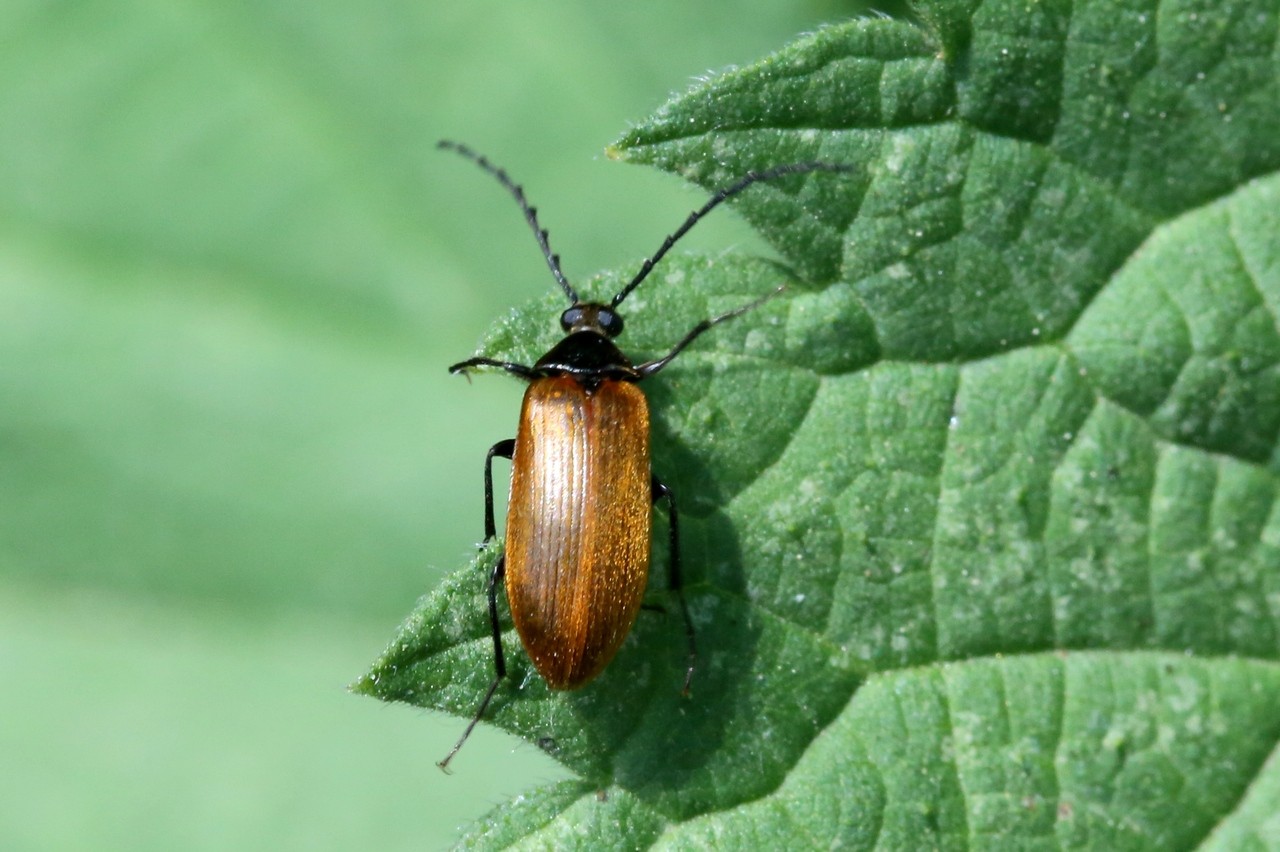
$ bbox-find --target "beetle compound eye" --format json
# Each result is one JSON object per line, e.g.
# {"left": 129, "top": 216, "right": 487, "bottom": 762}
{"left": 560, "top": 307, "right": 585, "bottom": 332}
{"left": 597, "top": 308, "right": 624, "bottom": 338}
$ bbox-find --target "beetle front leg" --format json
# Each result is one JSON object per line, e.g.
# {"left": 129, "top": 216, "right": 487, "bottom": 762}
{"left": 449, "top": 357, "right": 540, "bottom": 382}
{"left": 652, "top": 476, "right": 697, "bottom": 694}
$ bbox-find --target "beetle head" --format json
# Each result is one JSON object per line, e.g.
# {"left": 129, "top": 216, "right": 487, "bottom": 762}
{"left": 560, "top": 303, "right": 624, "bottom": 338}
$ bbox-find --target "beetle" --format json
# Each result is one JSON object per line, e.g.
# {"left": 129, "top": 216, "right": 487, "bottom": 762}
{"left": 436, "top": 140, "right": 848, "bottom": 770}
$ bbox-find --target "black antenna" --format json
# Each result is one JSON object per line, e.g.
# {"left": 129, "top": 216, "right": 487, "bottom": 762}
{"left": 611, "top": 162, "right": 853, "bottom": 308}
{"left": 438, "top": 140, "right": 578, "bottom": 303}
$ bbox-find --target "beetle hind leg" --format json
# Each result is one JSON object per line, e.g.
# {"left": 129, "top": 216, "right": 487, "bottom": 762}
{"left": 438, "top": 552, "right": 508, "bottom": 772}
{"left": 438, "top": 438, "right": 516, "bottom": 772}
{"left": 652, "top": 476, "right": 697, "bottom": 695}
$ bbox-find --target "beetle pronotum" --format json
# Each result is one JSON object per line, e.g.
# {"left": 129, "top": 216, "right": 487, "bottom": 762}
{"left": 438, "top": 140, "right": 847, "bottom": 770}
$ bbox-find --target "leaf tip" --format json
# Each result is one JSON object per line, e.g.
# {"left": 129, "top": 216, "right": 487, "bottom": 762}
{"left": 348, "top": 670, "right": 379, "bottom": 698}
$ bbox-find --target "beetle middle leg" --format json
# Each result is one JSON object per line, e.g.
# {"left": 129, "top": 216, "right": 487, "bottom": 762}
{"left": 438, "top": 438, "right": 515, "bottom": 772}
{"left": 653, "top": 476, "right": 697, "bottom": 694}
{"left": 483, "top": 438, "right": 516, "bottom": 540}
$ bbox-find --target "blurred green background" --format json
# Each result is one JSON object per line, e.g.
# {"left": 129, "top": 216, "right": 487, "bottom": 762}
{"left": 0, "top": 1, "right": 871, "bottom": 849}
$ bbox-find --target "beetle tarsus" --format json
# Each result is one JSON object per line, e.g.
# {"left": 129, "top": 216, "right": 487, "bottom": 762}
{"left": 437, "top": 672, "right": 503, "bottom": 773}
{"left": 449, "top": 357, "right": 540, "bottom": 382}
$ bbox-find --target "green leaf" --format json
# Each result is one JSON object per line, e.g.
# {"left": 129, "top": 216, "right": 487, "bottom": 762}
{"left": 360, "top": 1, "right": 1280, "bottom": 846}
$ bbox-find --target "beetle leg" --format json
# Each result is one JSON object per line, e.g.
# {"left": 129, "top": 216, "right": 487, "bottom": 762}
{"left": 652, "top": 476, "right": 697, "bottom": 695}
{"left": 439, "top": 440, "right": 516, "bottom": 772}
{"left": 449, "top": 357, "right": 540, "bottom": 381}
{"left": 438, "top": 553, "right": 508, "bottom": 772}
{"left": 485, "top": 555, "right": 508, "bottom": 675}
{"left": 483, "top": 439, "right": 516, "bottom": 542}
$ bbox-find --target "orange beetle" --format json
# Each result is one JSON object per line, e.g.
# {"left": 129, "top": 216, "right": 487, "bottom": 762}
{"left": 436, "top": 141, "right": 847, "bottom": 769}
